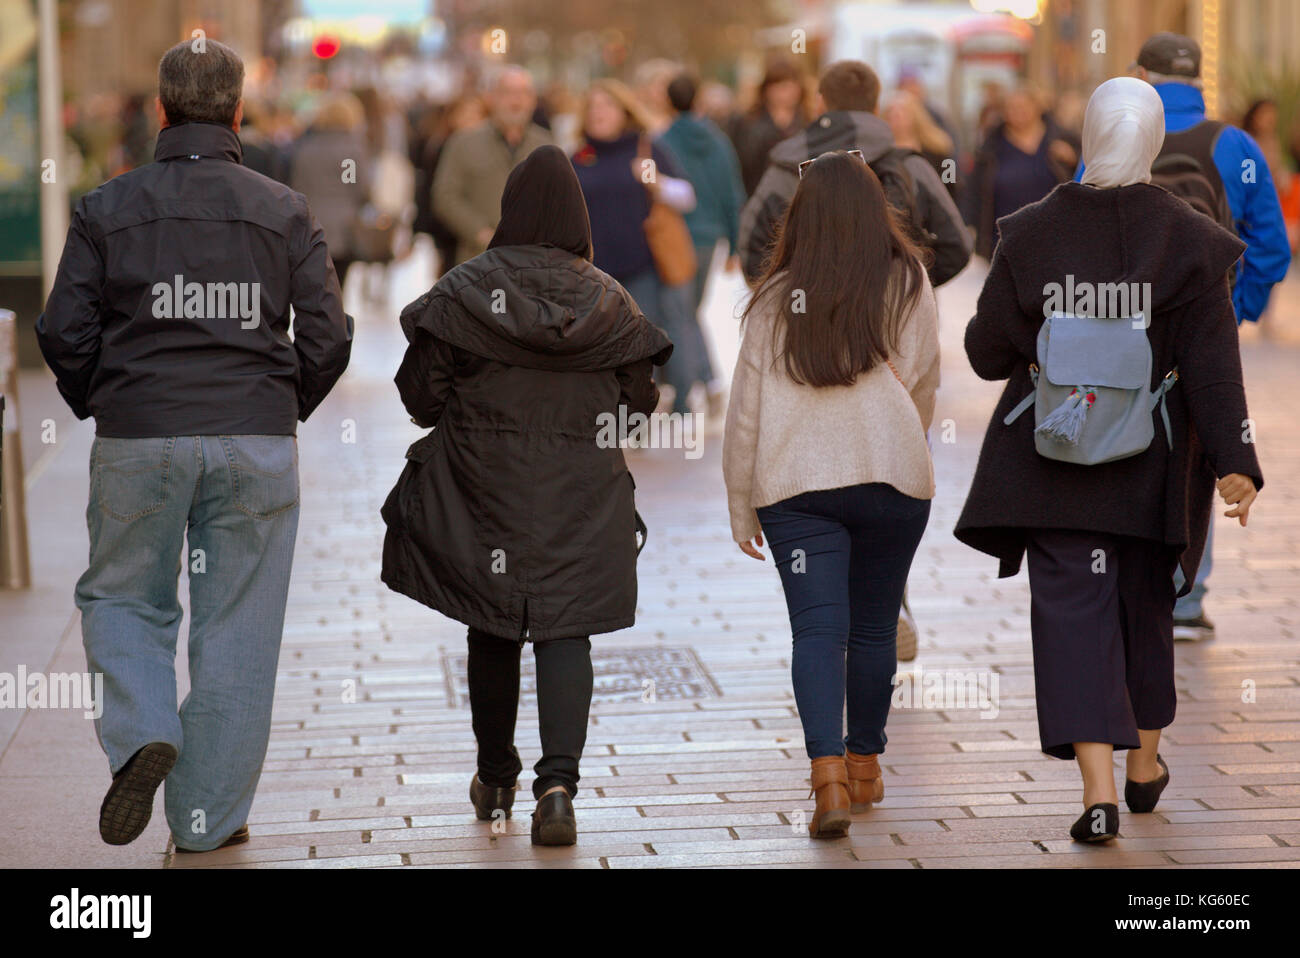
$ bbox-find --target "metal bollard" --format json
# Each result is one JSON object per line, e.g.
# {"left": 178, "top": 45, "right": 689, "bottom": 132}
{"left": 0, "top": 310, "right": 32, "bottom": 589}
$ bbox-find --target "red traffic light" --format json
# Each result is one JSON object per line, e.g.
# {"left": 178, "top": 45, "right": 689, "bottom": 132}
{"left": 312, "top": 35, "right": 340, "bottom": 59}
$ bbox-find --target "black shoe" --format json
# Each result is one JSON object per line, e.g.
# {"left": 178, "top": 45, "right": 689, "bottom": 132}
{"left": 1125, "top": 754, "right": 1170, "bottom": 814}
{"left": 1070, "top": 802, "right": 1119, "bottom": 843}
{"left": 470, "top": 775, "right": 516, "bottom": 821}
{"left": 531, "top": 789, "right": 577, "bottom": 846}
{"left": 99, "top": 742, "right": 178, "bottom": 846}
{"left": 175, "top": 824, "right": 250, "bottom": 853}
{"left": 1173, "top": 614, "right": 1215, "bottom": 642}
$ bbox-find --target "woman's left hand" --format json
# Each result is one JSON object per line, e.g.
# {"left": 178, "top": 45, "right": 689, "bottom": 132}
{"left": 1218, "top": 474, "right": 1258, "bottom": 526}
{"left": 738, "top": 533, "right": 766, "bottom": 561}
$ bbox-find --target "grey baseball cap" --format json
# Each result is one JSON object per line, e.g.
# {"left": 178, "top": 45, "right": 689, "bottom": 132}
{"left": 1135, "top": 32, "right": 1201, "bottom": 78}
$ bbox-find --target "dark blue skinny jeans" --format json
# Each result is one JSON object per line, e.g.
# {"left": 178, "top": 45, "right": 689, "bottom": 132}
{"left": 757, "top": 482, "right": 930, "bottom": 759}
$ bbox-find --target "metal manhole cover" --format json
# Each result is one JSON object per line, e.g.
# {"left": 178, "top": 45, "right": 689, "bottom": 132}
{"left": 441, "top": 646, "right": 721, "bottom": 707}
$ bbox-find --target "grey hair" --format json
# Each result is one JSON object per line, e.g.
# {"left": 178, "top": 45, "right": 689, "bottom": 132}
{"left": 158, "top": 39, "right": 244, "bottom": 126}
{"left": 481, "top": 64, "right": 534, "bottom": 95}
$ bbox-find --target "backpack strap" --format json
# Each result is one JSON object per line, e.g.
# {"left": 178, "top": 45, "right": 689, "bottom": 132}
{"left": 1003, "top": 363, "right": 1040, "bottom": 425}
{"left": 1161, "top": 121, "right": 1227, "bottom": 189}
{"left": 1150, "top": 368, "right": 1180, "bottom": 450}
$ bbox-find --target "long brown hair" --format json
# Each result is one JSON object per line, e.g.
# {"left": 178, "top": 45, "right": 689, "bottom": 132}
{"left": 743, "top": 151, "right": 928, "bottom": 388}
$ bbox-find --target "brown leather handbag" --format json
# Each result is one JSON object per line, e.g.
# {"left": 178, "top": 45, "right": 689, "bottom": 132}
{"left": 638, "top": 136, "right": 697, "bottom": 286}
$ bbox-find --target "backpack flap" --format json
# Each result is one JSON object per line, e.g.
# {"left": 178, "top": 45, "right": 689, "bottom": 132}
{"left": 1041, "top": 314, "right": 1150, "bottom": 389}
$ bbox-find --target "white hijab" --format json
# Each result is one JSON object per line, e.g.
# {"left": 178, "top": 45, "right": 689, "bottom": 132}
{"left": 1080, "top": 77, "right": 1166, "bottom": 189}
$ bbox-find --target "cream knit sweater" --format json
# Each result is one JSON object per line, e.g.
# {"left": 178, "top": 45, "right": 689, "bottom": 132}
{"left": 722, "top": 266, "right": 941, "bottom": 543}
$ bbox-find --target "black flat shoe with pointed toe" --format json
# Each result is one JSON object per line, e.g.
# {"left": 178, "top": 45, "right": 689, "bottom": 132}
{"left": 470, "top": 775, "right": 516, "bottom": 821}
{"left": 1070, "top": 802, "right": 1119, "bottom": 842}
{"left": 531, "top": 789, "right": 577, "bottom": 846}
{"left": 1125, "top": 754, "right": 1170, "bottom": 814}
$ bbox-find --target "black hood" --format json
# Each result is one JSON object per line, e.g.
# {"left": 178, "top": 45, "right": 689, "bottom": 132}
{"left": 400, "top": 244, "right": 672, "bottom": 372}
{"left": 488, "top": 144, "right": 593, "bottom": 261}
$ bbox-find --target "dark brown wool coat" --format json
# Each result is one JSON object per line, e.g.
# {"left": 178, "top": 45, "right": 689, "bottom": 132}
{"left": 954, "top": 182, "right": 1264, "bottom": 592}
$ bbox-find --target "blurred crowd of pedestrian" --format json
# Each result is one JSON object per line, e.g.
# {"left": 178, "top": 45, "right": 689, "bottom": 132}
{"left": 64, "top": 47, "right": 1300, "bottom": 402}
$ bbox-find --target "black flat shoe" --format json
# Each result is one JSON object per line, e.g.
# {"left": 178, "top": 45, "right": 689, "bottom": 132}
{"left": 1125, "top": 754, "right": 1170, "bottom": 814}
{"left": 175, "top": 824, "right": 250, "bottom": 853}
{"left": 99, "top": 742, "right": 178, "bottom": 846}
{"left": 1070, "top": 802, "right": 1119, "bottom": 843}
{"left": 470, "top": 775, "right": 516, "bottom": 821}
{"left": 531, "top": 790, "right": 577, "bottom": 846}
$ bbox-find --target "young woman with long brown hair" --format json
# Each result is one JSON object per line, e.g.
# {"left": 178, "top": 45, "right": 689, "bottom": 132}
{"left": 723, "top": 150, "right": 940, "bottom": 838}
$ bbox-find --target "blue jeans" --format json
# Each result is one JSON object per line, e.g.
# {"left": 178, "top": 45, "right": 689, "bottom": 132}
{"left": 76, "top": 435, "right": 300, "bottom": 850}
{"left": 1173, "top": 518, "right": 1212, "bottom": 619}
{"left": 621, "top": 268, "right": 703, "bottom": 413}
{"left": 756, "top": 483, "right": 931, "bottom": 758}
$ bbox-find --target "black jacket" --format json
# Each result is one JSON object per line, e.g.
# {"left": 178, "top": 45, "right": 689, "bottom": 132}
{"left": 737, "top": 111, "right": 972, "bottom": 286}
{"left": 954, "top": 182, "right": 1263, "bottom": 592}
{"left": 381, "top": 244, "right": 672, "bottom": 641}
{"left": 37, "top": 122, "right": 353, "bottom": 437}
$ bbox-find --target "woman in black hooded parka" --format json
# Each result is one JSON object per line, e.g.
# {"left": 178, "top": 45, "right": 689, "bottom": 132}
{"left": 382, "top": 145, "right": 671, "bottom": 846}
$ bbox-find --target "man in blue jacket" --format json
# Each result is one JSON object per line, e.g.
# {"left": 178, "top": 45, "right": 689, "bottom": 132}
{"left": 1080, "top": 33, "right": 1289, "bottom": 641}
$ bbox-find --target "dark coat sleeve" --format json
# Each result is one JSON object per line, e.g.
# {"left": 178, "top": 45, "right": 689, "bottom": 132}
{"left": 906, "top": 154, "right": 972, "bottom": 288}
{"left": 964, "top": 245, "right": 1036, "bottom": 382}
{"left": 963, "top": 144, "right": 996, "bottom": 260}
{"left": 35, "top": 201, "right": 103, "bottom": 420}
{"left": 289, "top": 198, "right": 354, "bottom": 421}
{"left": 615, "top": 358, "right": 659, "bottom": 419}
{"left": 738, "top": 164, "right": 796, "bottom": 283}
{"left": 1172, "top": 276, "right": 1264, "bottom": 491}
{"left": 395, "top": 329, "right": 456, "bottom": 429}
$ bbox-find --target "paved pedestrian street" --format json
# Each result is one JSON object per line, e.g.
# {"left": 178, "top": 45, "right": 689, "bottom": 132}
{"left": 3, "top": 256, "right": 1299, "bottom": 869}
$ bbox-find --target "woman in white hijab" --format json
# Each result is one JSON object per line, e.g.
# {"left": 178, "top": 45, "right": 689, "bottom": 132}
{"left": 1079, "top": 76, "right": 1166, "bottom": 189}
{"left": 955, "top": 76, "right": 1263, "bottom": 844}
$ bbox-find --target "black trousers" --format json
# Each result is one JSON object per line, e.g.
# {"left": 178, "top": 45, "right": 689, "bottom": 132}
{"left": 466, "top": 627, "right": 593, "bottom": 799}
{"left": 1025, "top": 529, "right": 1179, "bottom": 760}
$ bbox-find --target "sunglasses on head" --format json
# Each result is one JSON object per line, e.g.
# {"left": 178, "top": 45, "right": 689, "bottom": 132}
{"left": 798, "top": 149, "right": 866, "bottom": 179}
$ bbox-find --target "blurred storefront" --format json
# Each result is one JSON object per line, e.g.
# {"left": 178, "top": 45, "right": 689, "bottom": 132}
{"left": 1032, "top": 0, "right": 1300, "bottom": 118}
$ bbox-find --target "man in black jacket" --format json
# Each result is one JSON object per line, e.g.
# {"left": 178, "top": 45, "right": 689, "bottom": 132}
{"left": 36, "top": 38, "right": 353, "bottom": 852}
{"left": 738, "top": 60, "right": 972, "bottom": 287}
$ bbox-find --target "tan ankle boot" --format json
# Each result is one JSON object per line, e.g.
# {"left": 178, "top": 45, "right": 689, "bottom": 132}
{"left": 807, "top": 756, "right": 851, "bottom": 838}
{"left": 845, "top": 751, "right": 884, "bottom": 812}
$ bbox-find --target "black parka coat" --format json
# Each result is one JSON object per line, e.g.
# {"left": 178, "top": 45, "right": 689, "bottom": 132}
{"left": 381, "top": 243, "right": 672, "bottom": 641}
{"left": 954, "top": 182, "right": 1264, "bottom": 593}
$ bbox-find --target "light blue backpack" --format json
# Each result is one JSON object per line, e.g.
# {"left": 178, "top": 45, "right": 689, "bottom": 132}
{"left": 1003, "top": 312, "right": 1179, "bottom": 466}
